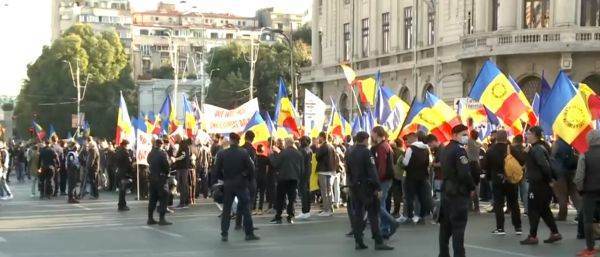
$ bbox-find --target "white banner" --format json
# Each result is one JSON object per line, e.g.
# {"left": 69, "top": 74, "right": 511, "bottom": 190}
{"left": 135, "top": 130, "right": 153, "bottom": 166}
{"left": 202, "top": 98, "right": 260, "bottom": 134}
{"left": 304, "top": 89, "right": 327, "bottom": 136}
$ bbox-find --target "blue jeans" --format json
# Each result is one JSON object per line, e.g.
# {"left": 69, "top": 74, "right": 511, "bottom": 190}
{"left": 379, "top": 180, "right": 396, "bottom": 234}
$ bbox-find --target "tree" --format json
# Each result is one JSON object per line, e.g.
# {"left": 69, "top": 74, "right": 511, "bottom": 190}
{"left": 292, "top": 24, "right": 311, "bottom": 45}
{"left": 14, "top": 24, "right": 134, "bottom": 139}
{"left": 205, "top": 41, "right": 311, "bottom": 112}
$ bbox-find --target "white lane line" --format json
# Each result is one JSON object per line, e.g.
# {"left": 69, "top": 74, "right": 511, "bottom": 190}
{"left": 0, "top": 236, "right": 6, "bottom": 242}
{"left": 141, "top": 226, "right": 184, "bottom": 238}
{"left": 466, "top": 244, "right": 540, "bottom": 257}
{"left": 74, "top": 204, "right": 92, "bottom": 211}
{"left": 215, "top": 203, "right": 223, "bottom": 211}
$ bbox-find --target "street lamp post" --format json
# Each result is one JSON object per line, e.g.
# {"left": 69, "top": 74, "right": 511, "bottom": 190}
{"left": 64, "top": 59, "right": 90, "bottom": 135}
{"left": 246, "top": 27, "right": 268, "bottom": 101}
{"left": 266, "top": 28, "right": 294, "bottom": 108}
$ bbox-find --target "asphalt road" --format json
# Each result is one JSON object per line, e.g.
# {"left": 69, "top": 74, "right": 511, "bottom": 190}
{"left": 0, "top": 180, "right": 586, "bottom": 257}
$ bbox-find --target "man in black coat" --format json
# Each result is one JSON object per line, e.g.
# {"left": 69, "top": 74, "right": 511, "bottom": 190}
{"left": 269, "top": 138, "right": 304, "bottom": 224}
{"left": 213, "top": 133, "right": 260, "bottom": 242}
{"left": 347, "top": 132, "right": 393, "bottom": 251}
{"left": 237, "top": 131, "right": 258, "bottom": 230}
{"left": 439, "top": 125, "right": 475, "bottom": 257}
{"left": 147, "top": 139, "right": 172, "bottom": 226}
{"left": 297, "top": 136, "right": 313, "bottom": 220}
{"left": 38, "top": 140, "right": 59, "bottom": 199}
{"left": 115, "top": 140, "right": 133, "bottom": 211}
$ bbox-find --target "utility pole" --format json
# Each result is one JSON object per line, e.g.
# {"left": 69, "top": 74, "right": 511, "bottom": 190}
{"left": 64, "top": 59, "right": 90, "bottom": 135}
{"left": 167, "top": 34, "right": 180, "bottom": 114}
{"left": 246, "top": 34, "right": 261, "bottom": 101}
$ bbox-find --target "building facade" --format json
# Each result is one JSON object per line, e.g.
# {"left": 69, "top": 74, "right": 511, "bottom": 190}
{"left": 51, "top": 0, "right": 133, "bottom": 48}
{"left": 301, "top": 0, "right": 600, "bottom": 118}
{"left": 256, "top": 7, "right": 305, "bottom": 33}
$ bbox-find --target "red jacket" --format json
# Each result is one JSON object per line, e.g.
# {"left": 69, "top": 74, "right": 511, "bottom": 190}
{"left": 371, "top": 140, "right": 392, "bottom": 181}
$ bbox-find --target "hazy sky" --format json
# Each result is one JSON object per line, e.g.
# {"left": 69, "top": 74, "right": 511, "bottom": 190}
{"left": 0, "top": 0, "right": 311, "bottom": 97}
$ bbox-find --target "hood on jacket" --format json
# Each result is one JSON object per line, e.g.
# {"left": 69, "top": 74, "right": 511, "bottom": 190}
{"left": 588, "top": 129, "right": 600, "bottom": 147}
{"left": 411, "top": 141, "right": 429, "bottom": 149}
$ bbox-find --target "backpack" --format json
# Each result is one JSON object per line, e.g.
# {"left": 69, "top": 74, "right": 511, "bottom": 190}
{"left": 504, "top": 145, "right": 524, "bottom": 184}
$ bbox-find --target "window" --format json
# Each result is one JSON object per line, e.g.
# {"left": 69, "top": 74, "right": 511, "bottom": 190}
{"left": 343, "top": 23, "right": 351, "bottom": 61}
{"left": 278, "top": 23, "right": 284, "bottom": 30}
{"left": 492, "top": 0, "right": 499, "bottom": 30}
{"left": 154, "top": 16, "right": 159, "bottom": 21}
{"left": 140, "top": 45, "right": 151, "bottom": 56}
{"left": 318, "top": 31, "right": 323, "bottom": 63}
{"left": 319, "top": 0, "right": 323, "bottom": 15}
{"left": 211, "top": 32, "right": 218, "bottom": 39}
{"left": 226, "top": 33, "right": 234, "bottom": 39}
{"left": 427, "top": 9, "right": 435, "bottom": 45}
{"left": 466, "top": 11, "right": 473, "bottom": 34}
{"left": 581, "top": 0, "right": 600, "bottom": 26}
{"left": 205, "top": 19, "right": 209, "bottom": 23}
{"left": 382, "top": 12, "right": 390, "bottom": 53}
{"left": 523, "top": 0, "right": 550, "bottom": 29}
{"left": 361, "top": 18, "right": 369, "bottom": 57}
{"left": 344, "top": 0, "right": 351, "bottom": 4}
{"left": 404, "top": 7, "right": 413, "bottom": 49}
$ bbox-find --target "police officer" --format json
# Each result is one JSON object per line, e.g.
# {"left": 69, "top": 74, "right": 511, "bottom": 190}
{"left": 115, "top": 140, "right": 133, "bottom": 211}
{"left": 347, "top": 132, "right": 394, "bottom": 251}
{"left": 147, "top": 139, "right": 172, "bottom": 226}
{"left": 38, "top": 140, "right": 59, "bottom": 199}
{"left": 438, "top": 124, "right": 475, "bottom": 257}
{"left": 66, "top": 142, "right": 80, "bottom": 204}
{"left": 213, "top": 132, "right": 260, "bottom": 242}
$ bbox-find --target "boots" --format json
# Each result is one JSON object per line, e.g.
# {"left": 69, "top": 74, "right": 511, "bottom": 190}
{"left": 147, "top": 216, "right": 158, "bottom": 225}
{"left": 158, "top": 217, "right": 172, "bottom": 226}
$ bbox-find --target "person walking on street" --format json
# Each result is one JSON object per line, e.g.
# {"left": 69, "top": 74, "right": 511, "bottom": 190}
{"left": 269, "top": 138, "right": 304, "bottom": 224}
{"left": 297, "top": 136, "right": 313, "bottom": 220}
{"left": 115, "top": 140, "right": 133, "bottom": 211}
{"left": 85, "top": 138, "right": 101, "bottom": 200}
{"left": 65, "top": 142, "right": 80, "bottom": 204}
{"left": 173, "top": 135, "right": 193, "bottom": 209}
{"left": 371, "top": 126, "right": 400, "bottom": 238}
{"left": 0, "top": 142, "right": 12, "bottom": 200}
{"left": 237, "top": 131, "right": 258, "bottom": 230}
{"left": 484, "top": 130, "right": 522, "bottom": 235}
{"left": 315, "top": 132, "right": 336, "bottom": 217}
{"left": 520, "top": 126, "right": 562, "bottom": 245}
{"left": 147, "top": 139, "right": 172, "bottom": 226}
{"left": 550, "top": 137, "right": 581, "bottom": 221}
{"left": 213, "top": 133, "right": 260, "bottom": 242}
{"left": 401, "top": 131, "right": 431, "bottom": 225}
{"left": 438, "top": 125, "right": 475, "bottom": 257}
{"left": 347, "top": 132, "right": 394, "bottom": 251}
{"left": 27, "top": 144, "right": 40, "bottom": 198}
{"left": 38, "top": 140, "right": 58, "bottom": 200}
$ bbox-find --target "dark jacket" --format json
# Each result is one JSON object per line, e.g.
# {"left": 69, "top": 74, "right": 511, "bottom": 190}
{"left": 405, "top": 144, "right": 430, "bottom": 181}
{"left": 347, "top": 144, "right": 380, "bottom": 203}
{"left": 441, "top": 140, "right": 475, "bottom": 198}
{"left": 39, "top": 146, "right": 58, "bottom": 170}
{"left": 315, "top": 142, "right": 336, "bottom": 172}
{"left": 270, "top": 147, "right": 304, "bottom": 181}
{"left": 371, "top": 140, "right": 395, "bottom": 181}
{"left": 213, "top": 145, "right": 255, "bottom": 189}
{"left": 299, "top": 146, "right": 313, "bottom": 181}
{"left": 583, "top": 145, "right": 600, "bottom": 193}
{"left": 242, "top": 142, "right": 257, "bottom": 165}
{"left": 551, "top": 138, "right": 578, "bottom": 178}
{"left": 115, "top": 146, "right": 133, "bottom": 178}
{"left": 525, "top": 141, "right": 554, "bottom": 184}
{"left": 484, "top": 142, "right": 512, "bottom": 184}
{"left": 173, "top": 142, "right": 193, "bottom": 170}
{"left": 148, "top": 147, "right": 170, "bottom": 182}
{"left": 86, "top": 146, "right": 100, "bottom": 173}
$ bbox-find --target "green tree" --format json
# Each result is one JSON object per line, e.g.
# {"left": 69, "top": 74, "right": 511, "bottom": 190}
{"left": 292, "top": 24, "right": 311, "bottom": 45}
{"left": 14, "top": 24, "right": 134, "bottom": 139}
{"left": 205, "top": 41, "right": 311, "bottom": 112}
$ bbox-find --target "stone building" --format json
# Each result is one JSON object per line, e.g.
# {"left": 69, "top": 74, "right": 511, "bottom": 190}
{"left": 300, "top": 0, "right": 600, "bottom": 117}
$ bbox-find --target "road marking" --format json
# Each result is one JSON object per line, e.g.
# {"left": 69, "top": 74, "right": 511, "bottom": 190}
{"left": 215, "top": 203, "right": 223, "bottom": 211}
{"left": 466, "top": 244, "right": 540, "bottom": 257}
{"left": 74, "top": 204, "right": 92, "bottom": 211}
{"left": 141, "top": 226, "right": 184, "bottom": 238}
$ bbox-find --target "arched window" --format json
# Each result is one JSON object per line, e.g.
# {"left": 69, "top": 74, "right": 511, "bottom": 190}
{"left": 422, "top": 83, "right": 434, "bottom": 101}
{"left": 518, "top": 76, "right": 541, "bottom": 102}
{"left": 398, "top": 86, "right": 411, "bottom": 102}
{"left": 339, "top": 93, "right": 349, "bottom": 120}
{"left": 582, "top": 74, "right": 600, "bottom": 93}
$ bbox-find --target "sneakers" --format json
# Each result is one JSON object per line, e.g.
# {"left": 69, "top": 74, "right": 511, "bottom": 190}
{"left": 0, "top": 195, "right": 13, "bottom": 200}
{"left": 543, "top": 233, "right": 562, "bottom": 244}
{"left": 374, "top": 243, "right": 394, "bottom": 251}
{"left": 577, "top": 249, "right": 598, "bottom": 257}
{"left": 287, "top": 217, "right": 295, "bottom": 224}
{"left": 515, "top": 228, "right": 523, "bottom": 235}
{"left": 395, "top": 215, "right": 408, "bottom": 223}
{"left": 296, "top": 212, "right": 311, "bottom": 220}
{"left": 318, "top": 211, "right": 333, "bottom": 217}
{"left": 520, "top": 236, "right": 539, "bottom": 245}
{"left": 412, "top": 216, "right": 421, "bottom": 224}
{"left": 491, "top": 229, "right": 506, "bottom": 235}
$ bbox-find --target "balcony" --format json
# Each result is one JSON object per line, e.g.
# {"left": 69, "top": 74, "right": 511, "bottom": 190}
{"left": 459, "top": 27, "right": 600, "bottom": 59}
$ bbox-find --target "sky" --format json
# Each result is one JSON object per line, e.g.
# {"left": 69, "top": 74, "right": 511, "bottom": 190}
{"left": 0, "top": 0, "right": 311, "bottom": 97}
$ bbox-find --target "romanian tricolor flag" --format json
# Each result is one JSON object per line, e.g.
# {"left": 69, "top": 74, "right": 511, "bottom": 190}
{"left": 508, "top": 76, "right": 538, "bottom": 126}
{"left": 115, "top": 92, "right": 134, "bottom": 145}
{"left": 402, "top": 93, "right": 460, "bottom": 143}
{"left": 159, "top": 95, "right": 178, "bottom": 134}
{"left": 144, "top": 112, "right": 156, "bottom": 135}
{"left": 32, "top": 121, "right": 46, "bottom": 141}
{"left": 243, "top": 112, "right": 271, "bottom": 146}
{"left": 274, "top": 78, "right": 301, "bottom": 137}
{"left": 355, "top": 78, "right": 377, "bottom": 106}
{"left": 340, "top": 64, "right": 357, "bottom": 84}
{"left": 470, "top": 60, "right": 529, "bottom": 133}
{"left": 183, "top": 97, "right": 197, "bottom": 139}
{"left": 578, "top": 83, "right": 600, "bottom": 120}
{"left": 47, "top": 124, "right": 57, "bottom": 140}
{"left": 351, "top": 115, "right": 363, "bottom": 136}
{"left": 328, "top": 99, "right": 351, "bottom": 138}
{"left": 379, "top": 86, "right": 410, "bottom": 140}
{"left": 539, "top": 71, "right": 593, "bottom": 153}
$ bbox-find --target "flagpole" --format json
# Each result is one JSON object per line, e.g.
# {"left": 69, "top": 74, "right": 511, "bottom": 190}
{"left": 350, "top": 84, "right": 362, "bottom": 117}
{"left": 399, "top": 96, "right": 417, "bottom": 134}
